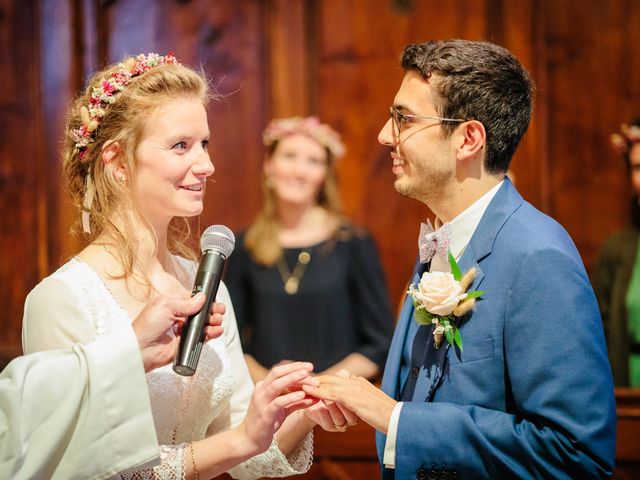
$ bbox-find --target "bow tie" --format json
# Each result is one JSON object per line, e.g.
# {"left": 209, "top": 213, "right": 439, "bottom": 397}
{"left": 418, "top": 220, "right": 451, "bottom": 264}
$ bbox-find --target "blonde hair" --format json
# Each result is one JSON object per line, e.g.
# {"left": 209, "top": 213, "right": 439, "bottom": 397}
{"left": 244, "top": 138, "right": 344, "bottom": 265}
{"left": 62, "top": 56, "right": 211, "bottom": 277}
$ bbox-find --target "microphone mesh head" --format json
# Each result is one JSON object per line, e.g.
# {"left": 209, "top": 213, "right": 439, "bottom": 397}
{"left": 200, "top": 225, "right": 235, "bottom": 258}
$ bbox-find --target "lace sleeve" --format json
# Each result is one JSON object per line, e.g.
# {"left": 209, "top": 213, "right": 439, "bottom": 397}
{"left": 120, "top": 444, "right": 187, "bottom": 480}
{"left": 228, "top": 431, "right": 313, "bottom": 480}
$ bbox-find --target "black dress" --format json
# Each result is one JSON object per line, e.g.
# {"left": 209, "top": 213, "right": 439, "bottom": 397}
{"left": 224, "top": 224, "right": 394, "bottom": 373}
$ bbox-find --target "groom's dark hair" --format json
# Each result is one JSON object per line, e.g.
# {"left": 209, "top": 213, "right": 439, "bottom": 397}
{"left": 401, "top": 39, "right": 534, "bottom": 174}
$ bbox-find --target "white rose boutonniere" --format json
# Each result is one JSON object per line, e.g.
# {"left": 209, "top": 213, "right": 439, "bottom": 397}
{"left": 408, "top": 252, "right": 485, "bottom": 350}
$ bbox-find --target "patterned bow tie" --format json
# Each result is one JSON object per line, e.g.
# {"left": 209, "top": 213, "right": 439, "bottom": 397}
{"left": 418, "top": 220, "right": 451, "bottom": 264}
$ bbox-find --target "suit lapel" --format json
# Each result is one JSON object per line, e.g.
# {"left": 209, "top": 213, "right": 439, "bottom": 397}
{"left": 377, "top": 260, "right": 425, "bottom": 462}
{"left": 381, "top": 262, "right": 423, "bottom": 399}
{"left": 415, "top": 178, "right": 524, "bottom": 401}
{"left": 457, "top": 177, "right": 523, "bottom": 296}
{"left": 457, "top": 244, "right": 485, "bottom": 293}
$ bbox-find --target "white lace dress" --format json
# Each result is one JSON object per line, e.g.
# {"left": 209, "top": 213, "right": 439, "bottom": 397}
{"left": 22, "top": 257, "right": 313, "bottom": 479}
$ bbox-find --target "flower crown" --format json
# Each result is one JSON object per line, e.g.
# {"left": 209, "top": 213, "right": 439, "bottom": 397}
{"left": 70, "top": 52, "right": 180, "bottom": 161}
{"left": 610, "top": 123, "right": 640, "bottom": 155}
{"left": 262, "top": 116, "right": 346, "bottom": 159}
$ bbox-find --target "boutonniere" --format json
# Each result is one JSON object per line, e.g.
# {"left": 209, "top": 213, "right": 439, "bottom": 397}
{"left": 408, "top": 252, "right": 485, "bottom": 350}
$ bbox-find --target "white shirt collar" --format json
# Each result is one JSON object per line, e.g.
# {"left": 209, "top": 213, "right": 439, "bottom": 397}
{"left": 438, "top": 180, "right": 504, "bottom": 260}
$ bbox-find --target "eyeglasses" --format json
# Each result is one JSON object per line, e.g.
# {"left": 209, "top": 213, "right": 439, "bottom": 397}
{"left": 389, "top": 106, "right": 464, "bottom": 136}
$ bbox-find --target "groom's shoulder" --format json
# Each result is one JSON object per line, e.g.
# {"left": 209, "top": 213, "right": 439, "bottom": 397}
{"left": 498, "top": 200, "right": 582, "bottom": 261}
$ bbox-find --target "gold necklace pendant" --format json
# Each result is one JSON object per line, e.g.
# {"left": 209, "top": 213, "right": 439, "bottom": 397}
{"left": 284, "top": 277, "right": 299, "bottom": 294}
{"left": 298, "top": 251, "right": 311, "bottom": 264}
{"left": 277, "top": 250, "right": 311, "bottom": 295}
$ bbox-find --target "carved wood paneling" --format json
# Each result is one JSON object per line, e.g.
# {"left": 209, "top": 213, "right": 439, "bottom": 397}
{"left": 0, "top": 0, "right": 44, "bottom": 361}
{"left": 498, "top": 0, "right": 548, "bottom": 212}
{"left": 264, "top": 0, "right": 312, "bottom": 118}
{"left": 542, "top": 0, "right": 640, "bottom": 267}
{"left": 614, "top": 388, "right": 640, "bottom": 479}
{"left": 40, "top": 0, "right": 85, "bottom": 272}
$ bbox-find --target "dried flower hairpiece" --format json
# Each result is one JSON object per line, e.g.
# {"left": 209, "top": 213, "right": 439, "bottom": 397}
{"left": 610, "top": 123, "right": 640, "bottom": 155}
{"left": 262, "top": 116, "right": 346, "bottom": 159}
{"left": 70, "top": 52, "right": 180, "bottom": 161}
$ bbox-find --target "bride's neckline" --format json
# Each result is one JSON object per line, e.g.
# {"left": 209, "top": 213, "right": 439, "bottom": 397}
{"left": 71, "top": 256, "right": 134, "bottom": 320}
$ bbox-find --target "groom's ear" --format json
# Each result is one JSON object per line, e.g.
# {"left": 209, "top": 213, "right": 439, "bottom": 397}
{"left": 455, "top": 120, "right": 486, "bottom": 162}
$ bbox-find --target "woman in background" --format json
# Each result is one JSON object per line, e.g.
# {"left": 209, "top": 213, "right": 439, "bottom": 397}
{"left": 593, "top": 118, "right": 640, "bottom": 387}
{"left": 225, "top": 116, "right": 394, "bottom": 383}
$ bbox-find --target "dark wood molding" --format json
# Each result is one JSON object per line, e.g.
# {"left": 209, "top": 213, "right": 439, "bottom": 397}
{"left": 264, "top": 0, "right": 312, "bottom": 118}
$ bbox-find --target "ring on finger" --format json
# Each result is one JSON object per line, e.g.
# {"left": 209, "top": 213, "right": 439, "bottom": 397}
{"left": 333, "top": 422, "right": 347, "bottom": 432}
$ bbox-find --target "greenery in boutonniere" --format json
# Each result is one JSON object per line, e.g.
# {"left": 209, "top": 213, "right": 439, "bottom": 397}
{"left": 408, "top": 252, "right": 485, "bottom": 350}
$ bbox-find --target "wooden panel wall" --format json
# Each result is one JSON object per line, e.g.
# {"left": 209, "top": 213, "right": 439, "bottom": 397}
{"left": 1, "top": 0, "right": 637, "bottom": 362}
{"left": 0, "top": 0, "right": 635, "bottom": 346}
{"left": 311, "top": 0, "right": 543, "bottom": 300}
{"left": 0, "top": 0, "right": 45, "bottom": 362}
{"left": 2, "top": 0, "right": 639, "bottom": 477}
{"left": 543, "top": 0, "right": 640, "bottom": 263}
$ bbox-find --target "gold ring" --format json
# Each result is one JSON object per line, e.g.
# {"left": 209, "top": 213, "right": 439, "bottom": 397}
{"left": 334, "top": 423, "right": 347, "bottom": 432}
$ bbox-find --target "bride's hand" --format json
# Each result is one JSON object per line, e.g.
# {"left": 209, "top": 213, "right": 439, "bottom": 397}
{"left": 237, "top": 361, "right": 318, "bottom": 454}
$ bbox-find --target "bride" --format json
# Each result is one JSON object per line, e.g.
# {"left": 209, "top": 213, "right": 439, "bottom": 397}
{"left": 22, "top": 53, "right": 354, "bottom": 479}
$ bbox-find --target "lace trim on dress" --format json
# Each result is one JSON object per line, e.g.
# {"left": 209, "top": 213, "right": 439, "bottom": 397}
{"left": 120, "top": 444, "right": 187, "bottom": 480}
{"left": 64, "top": 257, "right": 132, "bottom": 337}
{"left": 282, "top": 430, "right": 314, "bottom": 474}
{"left": 232, "top": 432, "right": 313, "bottom": 479}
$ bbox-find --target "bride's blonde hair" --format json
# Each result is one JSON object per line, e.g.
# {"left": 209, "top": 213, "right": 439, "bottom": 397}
{"left": 62, "top": 53, "right": 212, "bottom": 277}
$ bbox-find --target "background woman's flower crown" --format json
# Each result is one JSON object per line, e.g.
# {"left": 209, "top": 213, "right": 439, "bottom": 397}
{"left": 70, "top": 52, "right": 179, "bottom": 161}
{"left": 262, "top": 116, "right": 346, "bottom": 159}
{"left": 610, "top": 123, "right": 640, "bottom": 155}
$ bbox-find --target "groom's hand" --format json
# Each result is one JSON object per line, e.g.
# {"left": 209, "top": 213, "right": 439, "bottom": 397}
{"left": 303, "top": 399, "right": 358, "bottom": 432}
{"left": 303, "top": 374, "right": 397, "bottom": 434}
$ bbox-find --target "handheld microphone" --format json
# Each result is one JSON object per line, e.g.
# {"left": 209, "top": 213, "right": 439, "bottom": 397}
{"left": 173, "top": 225, "right": 235, "bottom": 376}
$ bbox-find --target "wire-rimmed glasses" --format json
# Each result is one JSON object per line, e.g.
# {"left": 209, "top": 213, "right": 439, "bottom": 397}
{"left": 389, "top": 106, "right": 465, "bottom": 137}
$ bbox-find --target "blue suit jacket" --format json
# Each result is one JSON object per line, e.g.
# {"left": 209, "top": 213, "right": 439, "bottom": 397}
{"left": 377, "top": 179, "right": 616, "bottom": 479}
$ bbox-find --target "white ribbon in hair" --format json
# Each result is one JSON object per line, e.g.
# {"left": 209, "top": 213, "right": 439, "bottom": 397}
{"left": 81, "top": 174, "right": 95, "bottom": 234}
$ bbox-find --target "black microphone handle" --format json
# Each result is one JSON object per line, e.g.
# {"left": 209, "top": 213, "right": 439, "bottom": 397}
{"left": 173, "top": 250, "right": 226, "bottom": 376}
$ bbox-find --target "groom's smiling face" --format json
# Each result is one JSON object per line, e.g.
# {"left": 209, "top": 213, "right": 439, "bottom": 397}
{"left": 378, "top": 71, "right": 457, "bottom": 207}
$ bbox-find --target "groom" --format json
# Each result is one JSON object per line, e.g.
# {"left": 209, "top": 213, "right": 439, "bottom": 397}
{"left": 305, "top": 39, "right": 616, "bottom": 478}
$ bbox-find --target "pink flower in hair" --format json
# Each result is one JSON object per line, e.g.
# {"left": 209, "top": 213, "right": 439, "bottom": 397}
{"left": 70, "top": 52, "right": 181, "bottom": 160}
{"left": 610, "top": 123, "right": 640, "bottom": 154}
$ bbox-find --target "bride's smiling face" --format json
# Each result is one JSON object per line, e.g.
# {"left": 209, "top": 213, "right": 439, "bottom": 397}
{"left": 134, "top": 97, "right": 214, "bottom": 224}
